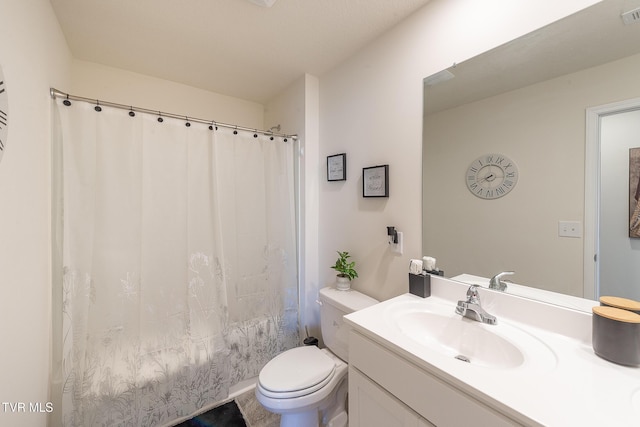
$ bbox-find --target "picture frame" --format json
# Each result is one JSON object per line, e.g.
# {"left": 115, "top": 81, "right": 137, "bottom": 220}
{"left": 629, "top": 147, "right": 640, "bottom": 238}
{"left": 327, "top": 153, "right": 347, "bottom": 181}
{"left": 363, "top": 164, "right": 389, "bottom": 197}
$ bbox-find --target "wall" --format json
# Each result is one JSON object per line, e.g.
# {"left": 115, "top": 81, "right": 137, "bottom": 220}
{"left": 423, "top": 52, "right": 640, "bottom": 297}
{"left": 318, "top": 0, "right": 599, "bottom": 303}
{"left": 265, "top": 74, "right": 322, "bottom": 343}
{"left": 0, "top": 1, "right": 71, "bottom": 426}
{"left": 71, "top": 60, "right": 264, "bottom": 129}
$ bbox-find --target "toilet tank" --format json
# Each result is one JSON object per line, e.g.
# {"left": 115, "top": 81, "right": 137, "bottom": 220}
{"left": 318, "top": 287, "right": 378, "bottom": 362}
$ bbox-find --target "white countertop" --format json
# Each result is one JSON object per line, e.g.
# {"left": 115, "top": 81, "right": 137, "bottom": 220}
{"left": 345, "top": 276, "right": 640, "bottom": 426}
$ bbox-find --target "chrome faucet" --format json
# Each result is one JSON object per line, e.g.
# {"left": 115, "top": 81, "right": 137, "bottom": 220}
{"left": 489, "top": 271, "right": 514, "bottom": 292}
{"left": 455, "top": 285, "right": 497, "bottom": 325}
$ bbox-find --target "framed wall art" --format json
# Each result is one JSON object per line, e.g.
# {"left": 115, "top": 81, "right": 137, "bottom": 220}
{"left": 630, "top": 147, "right": 640, "bottom": 238}
{"left": 327, "top": 153, "right": 346, "bottom": 181}
{"left": 363, "top": 164, "right": 389, "bottom": 197}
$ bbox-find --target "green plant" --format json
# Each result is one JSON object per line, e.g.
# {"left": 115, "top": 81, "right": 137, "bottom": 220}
{"left": 331, "top": 251, "right": 358, "bottom": 281}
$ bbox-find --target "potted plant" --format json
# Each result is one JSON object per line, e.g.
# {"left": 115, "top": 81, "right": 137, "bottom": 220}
{"left": 331, "top": 251, "right": 358, "bottom": 291}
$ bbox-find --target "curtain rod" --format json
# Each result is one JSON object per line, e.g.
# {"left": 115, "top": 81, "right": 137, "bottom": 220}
{"left": 50, "top": 88, "right": 297, "bottom": 140}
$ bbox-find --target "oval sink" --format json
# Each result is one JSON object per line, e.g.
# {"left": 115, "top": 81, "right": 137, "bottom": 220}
{"left": 397, "top": 311, "right": 524, "bottom": 369}
{"left": 386, "top": 300, "right": 557, "bottom": 372}
{"left": 632, "top": 388, "right": 640, "bottom": 414}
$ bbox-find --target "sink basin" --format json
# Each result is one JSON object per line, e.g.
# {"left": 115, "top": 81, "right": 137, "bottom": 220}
{"left": 396, "top": 311, "right": 524, "bottom": 369}
{"left": 632, "top": 388, "right": 640, "bottom": 414}
{"left": 386, "top": 300, "right": 557, "bottom": 372}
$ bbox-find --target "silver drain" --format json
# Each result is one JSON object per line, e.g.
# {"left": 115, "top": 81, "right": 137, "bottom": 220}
{"left": 455, "top": 354, "right": 471, "bottom": 363}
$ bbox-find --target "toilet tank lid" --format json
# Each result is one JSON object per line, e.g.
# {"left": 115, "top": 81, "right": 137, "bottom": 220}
{"left": 319, "top": 287, "right": 378, "bottom": 313}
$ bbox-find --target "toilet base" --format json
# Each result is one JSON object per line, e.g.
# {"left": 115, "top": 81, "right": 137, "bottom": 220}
{"left": 278, "top": 402, "right": 347, "bottom": 427}
{"left": 325, "top": 411, "right": 347, "bottom": 427}
{"left": 280, "top": 410, "right": 320, "bottom": 427}
{"left": 321, "top": 374, "right": 348, "bottom": 427}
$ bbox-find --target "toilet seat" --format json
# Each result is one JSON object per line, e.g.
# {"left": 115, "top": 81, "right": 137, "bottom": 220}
{"left": 258, "top": 346, "right": 337, "bottom": 399}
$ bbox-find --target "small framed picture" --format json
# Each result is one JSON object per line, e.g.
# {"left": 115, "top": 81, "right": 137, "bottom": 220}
{"left": 363, "top": 164, "right": 389, "bottom": 197}
{"left": 327, "top": 153, "right": 347, "bottom": 181}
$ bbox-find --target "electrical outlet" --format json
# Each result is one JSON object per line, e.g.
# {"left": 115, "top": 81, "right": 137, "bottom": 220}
{"left": 391, "top": 231, "right": 403, "bottom": 254}
{"left": 558, "top": 221, "right": 582, "bottom": 238}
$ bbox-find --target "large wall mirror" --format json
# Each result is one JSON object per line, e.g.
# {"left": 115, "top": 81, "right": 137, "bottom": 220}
{"left": 422, "top": 0, "right": 640, "bottom": 309}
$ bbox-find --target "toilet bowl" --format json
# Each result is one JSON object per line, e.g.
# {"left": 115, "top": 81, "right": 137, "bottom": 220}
{"left": 256, "top": 346, "right": 348, "bottom": 427}
{"left": 255, "top": 287, "right": 378, "bottom": 427}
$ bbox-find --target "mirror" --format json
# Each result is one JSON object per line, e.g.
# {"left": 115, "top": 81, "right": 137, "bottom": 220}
{"left": 422, "top": 0, "right": 640, "bottom": 309}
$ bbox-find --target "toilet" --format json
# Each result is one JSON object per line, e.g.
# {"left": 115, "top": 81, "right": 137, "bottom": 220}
{"left": 255, "top": 286, "right": 378, "bottom": 427}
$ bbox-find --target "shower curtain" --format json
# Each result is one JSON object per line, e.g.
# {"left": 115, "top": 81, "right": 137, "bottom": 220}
{"left": 51, "top": 99, "right": 299, "bottom": 427}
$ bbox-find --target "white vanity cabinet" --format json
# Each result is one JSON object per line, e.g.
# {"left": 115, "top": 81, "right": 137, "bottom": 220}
{"left": 348, "top": 330, "right": 523, "bottom": 427}
{"left": 349, "top": 367, "right": 434, "bottom": 427}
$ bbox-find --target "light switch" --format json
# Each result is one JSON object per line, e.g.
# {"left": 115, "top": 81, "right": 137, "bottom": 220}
{"left": 558, "top": 221, "right": 582, "bottom": 238}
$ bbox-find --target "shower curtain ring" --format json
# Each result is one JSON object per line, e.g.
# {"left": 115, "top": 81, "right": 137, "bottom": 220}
{"left": 94, "top": 100, "right": 102, "bottom": 112}
{"left": 63, "top": 94, "right": 71, "bottom": 106}
{"left": 129, "top": 106, "right": 135, "bottom": 117}
{"left": 233, "top": 126, "right": 238, "bottom": 135}
{"left": 157, "top": 112, "right": 163, "bottom": 123}
{"left": 185, "top": 116, "right": 191, "bottom": 127}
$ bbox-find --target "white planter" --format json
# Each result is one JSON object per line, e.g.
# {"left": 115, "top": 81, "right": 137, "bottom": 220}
{"left": 336, "top": 275, "right": 351, "bottom": 291}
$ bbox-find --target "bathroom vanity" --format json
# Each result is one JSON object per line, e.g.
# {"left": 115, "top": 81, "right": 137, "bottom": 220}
{"left": 345, "top": 276, "right": 640, "bottom": 426}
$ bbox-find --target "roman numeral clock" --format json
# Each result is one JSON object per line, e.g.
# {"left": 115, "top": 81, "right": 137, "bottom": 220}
{"left": 466, "top": 153, "right": 519, "bottom": 199}
{"left": 0, "top": 64, "right": 8, "bottom": 164}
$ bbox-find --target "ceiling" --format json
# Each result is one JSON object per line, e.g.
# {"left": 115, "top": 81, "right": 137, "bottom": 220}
{"left": 50, "top": 0, "right": 432, "bottom": 104}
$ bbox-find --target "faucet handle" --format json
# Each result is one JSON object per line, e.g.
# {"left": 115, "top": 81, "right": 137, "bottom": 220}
{"left": 466, "top": 284, "right": 481, "bottom": 304}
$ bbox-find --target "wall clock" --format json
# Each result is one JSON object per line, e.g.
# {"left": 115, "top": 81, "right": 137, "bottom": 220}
{"left": 466, "top": 153, "right": 518, "bottom": 199}
{"left": 0, "top": 64, "right": 7, "bottom": 165}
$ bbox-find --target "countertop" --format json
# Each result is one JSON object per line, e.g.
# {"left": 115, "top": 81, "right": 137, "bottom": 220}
{"left": 344, "top": 276, "right": 640, "bottom": 426}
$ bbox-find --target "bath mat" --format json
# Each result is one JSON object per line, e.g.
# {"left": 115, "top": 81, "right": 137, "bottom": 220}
{"left": 174, "top": 400, "right": 247, "bottom": 427}
{"left": 235, "top": 389, "right": 280, "bottom": 427}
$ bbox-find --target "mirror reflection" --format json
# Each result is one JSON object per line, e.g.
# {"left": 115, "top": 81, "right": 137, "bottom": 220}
{"left": 422, "top": 0, "right": 640, "bottom": 309}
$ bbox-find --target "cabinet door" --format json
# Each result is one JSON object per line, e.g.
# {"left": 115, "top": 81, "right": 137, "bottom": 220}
{"left": 349, "top": 367, "right": 435, "bottom": 427}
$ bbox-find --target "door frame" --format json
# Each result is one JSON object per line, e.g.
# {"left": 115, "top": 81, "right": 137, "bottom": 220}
{"left": 584, "top": 96, "right": 640, "bottom": 299}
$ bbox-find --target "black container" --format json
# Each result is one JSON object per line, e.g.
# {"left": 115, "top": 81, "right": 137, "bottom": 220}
{"left": 409, "top": 273, "right": 431, "bottom": 298}
{"left": 426, "top": 269, "right": 444, "bottom": 276}
{"left": 592, "top": 306, "right": 640, "bottom": 366}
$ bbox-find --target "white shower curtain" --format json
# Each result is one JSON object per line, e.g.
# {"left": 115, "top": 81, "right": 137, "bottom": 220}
{"left": 51, "top": 99, "right": 298, "bottom": 426}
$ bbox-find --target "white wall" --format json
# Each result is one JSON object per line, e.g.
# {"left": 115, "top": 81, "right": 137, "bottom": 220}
{"left": 318, "top": 0, "right": 599, "bottom": 302}
{"left": 0, "top": 1, "right": 71, "bottom": 426}
{"left": 265, "top": 74, "right": 322, "bottom": 343}
{"left": 71, "top": 60, "right": 265, "bottom": 129}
